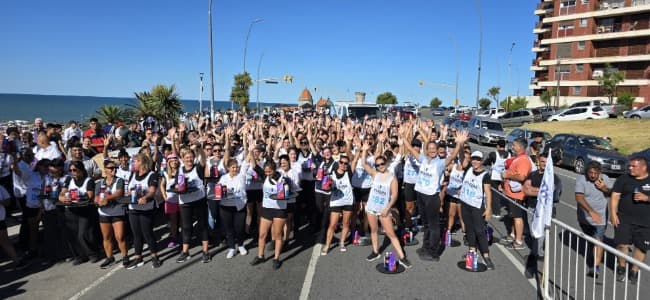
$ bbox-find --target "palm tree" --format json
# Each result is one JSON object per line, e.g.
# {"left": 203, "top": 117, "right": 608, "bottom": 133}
{"left": 128, "top": 91, "right": 157, "bottom": 120}
{"left": 487, "top": 86, "right": 500, "bottom": 110}
{"left": 95, "top": 105, "right": 124, "bottom": 124}
{"left": 150, "top": 84, "right": 183, "bottom": 122}
{"left": 230, "top": 72, "right": 253, "bottom": 112}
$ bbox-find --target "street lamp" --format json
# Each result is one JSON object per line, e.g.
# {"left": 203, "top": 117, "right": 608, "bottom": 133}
{"left": 475, "top": 0, "right": 483, "bottom": 111}
{"left": 450, "top": 35, "right": 460, "bottom": 108}
{"left": 243, "top": 18, "right": 264, "bottom": 73}
{"left": 199, "top": 72, "right": 204, "bottom": 114}
{"left": 507, "top": 42, "right": 515, "bottom": 111}
{"left": 208, "top": 0, "right": 215, "bottom": 118}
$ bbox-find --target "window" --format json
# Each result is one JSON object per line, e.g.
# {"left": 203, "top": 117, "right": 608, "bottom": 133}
{"left": 580, "top": 18, "right": 588, "bottom": 27}
{"left": 573, "top": 87, "right": 582, "bottom": 95}
{"left": 581, "top": 0, "right": 589, "bottom": 4}
{"left": 557, "top": 43, "right": 572, "bottom": 58}
{"left": 578, "top": 41, "right": 586, "bottom": 50}
{"left": 561, "top": 1, "right": 577, "bottom": 7}
{"left": 576, "top": 64, "right": 584, "bottom": 72}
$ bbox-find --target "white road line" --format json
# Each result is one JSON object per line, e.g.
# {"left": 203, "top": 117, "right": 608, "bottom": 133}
{"left": 559, "top": 200, "right": 578, "bottom": 210}
{"left": 493, "top": 242, "right": 538, "bottom": 289}
{"left": 556, "top": 172, "right": 577, "bottom": 180}
{"left": 299, "top": 244, "right": 322, "bottom": 300}
{"left": 68, "top": 265, "right": 122, "bottom": 300}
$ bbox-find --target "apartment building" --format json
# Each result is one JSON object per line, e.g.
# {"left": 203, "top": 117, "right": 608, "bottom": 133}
{"left": 529, "top": 0, "right": 650, "bottom": 106}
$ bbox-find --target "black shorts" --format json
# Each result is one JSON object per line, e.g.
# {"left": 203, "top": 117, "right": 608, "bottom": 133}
{"left": 353, "top": 187, "right": 370, "bottom": 203}
{"left": 261, "top": 207, "right": 287, "bottom": 220}
{"left": 508, "top": 199, "right": 526, "bottom": 219}
{"left": 614, "top": 223, "right": 650, "bottom": 252}
{"left": 247, "top": 189, "right": 263, "bottom": 203}
{"left": 445, "top": 194, "right": 461, "bottom": 204}
{"left": 403, "top": 183, "right": 416, "bottom": 202}
{"left": 24, "top": 206, "right": 41, "bottom": 218}
{"left": 99, "top": 215, "right": 126, "bottom": 223}
{"left": 0, "top": 220, "right": 6, "bottom": 230}
{"left": 330, "top": 205, "right": 353, "bottom": 213}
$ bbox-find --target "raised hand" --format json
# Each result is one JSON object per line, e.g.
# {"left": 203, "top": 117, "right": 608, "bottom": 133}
{"left": 456, "top": 130, "right": 469, "bottom": 144}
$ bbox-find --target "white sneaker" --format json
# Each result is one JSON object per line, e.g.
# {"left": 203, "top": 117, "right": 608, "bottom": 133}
{"left": 226, "top": 248, "right": 236, "bottom": 259}
{"left": 238, "top": 246, "right": 248, "bottom": 256}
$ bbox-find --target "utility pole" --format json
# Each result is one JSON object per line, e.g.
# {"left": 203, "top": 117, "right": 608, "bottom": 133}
{"left": 507, "top": 42, "right": 515, "bottom": 111}
{"left": 199, "top": 72, "right": 204, "bottom": 114}
{"left": 475, "top": 0, "right": 483, "bottom": 111}
{"left": 555, "top": 60, "right": 561, "bottom": 108}
{"left": 450, "top": 35, "right": 459, "bottom": 107}
{"left": 208, "top": 0, "right": 215, "bottom": 117}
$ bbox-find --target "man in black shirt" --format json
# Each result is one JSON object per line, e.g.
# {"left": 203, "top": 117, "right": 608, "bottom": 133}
{"left": 483, "top": 139, "right": 510, "bottom": 219}
{"left": 611, "top": 156, "right": 650, "bottom": 284}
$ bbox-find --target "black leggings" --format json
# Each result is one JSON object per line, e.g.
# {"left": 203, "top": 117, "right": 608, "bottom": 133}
{"left": 219, "top": 205, "right": 246, "bottom": 249}
{"left": 129, "top": 210, "right": 157, "bottom": 256}
{"left": 314, "top": 192, "right": 331, "bottom": 243}
{"left": 417, "top": 192, "right": 441, "bottom": 253}
{"left": 63, "top": 206, "right": 100, "bottom": 258}
{"left": 180, "top": 199, "right": 209, "bottom": 245}
{"left": 461, "top": 202, "right": 489, "bottom": 255}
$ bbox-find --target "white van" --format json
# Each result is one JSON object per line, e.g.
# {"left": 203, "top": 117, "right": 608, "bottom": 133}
{"left": 330, "top": 102, "right": 382, "bottom": 120}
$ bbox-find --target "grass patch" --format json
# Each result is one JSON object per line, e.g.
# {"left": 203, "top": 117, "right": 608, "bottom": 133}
{"left": 524, "top": 118, "right": 650, "bottom": 155}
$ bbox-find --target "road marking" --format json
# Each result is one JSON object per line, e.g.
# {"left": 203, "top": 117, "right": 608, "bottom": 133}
{"left": 493, "top": 240, "right": 538, "bottom": 289}
{"left": 68, "top": 265, "right": 122, "bottom": 300}
{"left": 559, "top": 200, "right": 578, "bottom": 210}
{"left": 299, "top": 243, "right": 322, "bottom": 300}
{"left": 556, "top": 172, "right": 576, "bottom": 180}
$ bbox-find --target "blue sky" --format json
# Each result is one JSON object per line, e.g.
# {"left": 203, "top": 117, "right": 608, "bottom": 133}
{"left": 1, "top": 0, "right": 539, "bottom": 107}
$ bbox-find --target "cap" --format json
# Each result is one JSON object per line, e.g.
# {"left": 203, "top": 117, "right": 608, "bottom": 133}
{"left": 167, "top": 153, "right": 179, "bottom": 160}
{"left": 470, "top": 151, "right": 483, "bottom": 159}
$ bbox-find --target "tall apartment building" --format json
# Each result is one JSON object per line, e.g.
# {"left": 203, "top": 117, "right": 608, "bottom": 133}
{"left": 529, "top": 0, "right": 650, "bottom": 107}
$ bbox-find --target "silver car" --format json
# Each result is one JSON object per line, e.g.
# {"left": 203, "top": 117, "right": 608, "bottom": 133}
{"left": 624, "top": 105, "right": 650, "bottom": 119}
{"left": 467, "top": 116, "right": 506, "bottom": 145}
{"left": 547, "top": 134, "right": 628, "bottom": 174}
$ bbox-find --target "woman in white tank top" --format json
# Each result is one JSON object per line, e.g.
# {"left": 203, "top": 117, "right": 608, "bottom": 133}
{"left": 359, "top": 143, "right": 412, "bottom": 269}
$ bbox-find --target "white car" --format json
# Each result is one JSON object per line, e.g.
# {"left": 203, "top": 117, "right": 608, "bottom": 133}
{"left": 547, "top": 106, "right": 608, "bottom": 121}
{"left": 477, "top": 108, "right": 505, "bottom": 119}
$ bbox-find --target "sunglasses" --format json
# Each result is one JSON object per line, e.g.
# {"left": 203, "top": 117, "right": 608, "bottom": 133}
{"left": 214, "top": 149, "right": 223, "bottom": 152}
{"left": 339, "top": 161, "right": 349, "bottom": 165}
{"left": 69, "top": 168, "right": 80, "bottom": 172}
{"left": 375, "top": 162, "right": 386, "bottom": 167}
{"left": 105, "top": 166, "right": 116, "bottom": 170}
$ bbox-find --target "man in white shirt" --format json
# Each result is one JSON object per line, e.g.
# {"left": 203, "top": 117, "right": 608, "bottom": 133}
{"left": 63, "top": 120, "right": 82, "bottom": 147}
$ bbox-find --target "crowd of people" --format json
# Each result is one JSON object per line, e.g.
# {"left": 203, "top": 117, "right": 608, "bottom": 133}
{"left": 0, "top": 110, "right": 648, "bottom": 279}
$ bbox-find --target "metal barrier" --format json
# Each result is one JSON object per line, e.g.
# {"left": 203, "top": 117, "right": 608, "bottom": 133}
{"left": 491, "top": 188, "right": 650, "bottom": 300}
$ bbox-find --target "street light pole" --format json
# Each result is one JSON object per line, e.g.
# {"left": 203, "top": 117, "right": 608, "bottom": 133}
{"left": 199, "top": 72, "right": 204, "bottom": 114}
{"left": 256, "top": 52, "right": 265, "bottom": 113}
{"left": 450, "top": 35, "right": 459, "bottom": 107}
{"left": 507, "top": 42, "right": 515, "bottom": 111}
{"left": 243, "top": 18, "right": 264, "bottom": 74}
{"left": 555, "top": 59, "right": 561, "bottom": 108}
{"left": 475, "top": 0, "right": 483, "bottom": 111}
{"left": 208, "top": 0, "right": 215, "bottom": 117}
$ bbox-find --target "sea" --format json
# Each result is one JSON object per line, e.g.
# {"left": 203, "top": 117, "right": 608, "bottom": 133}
{"left": 0, "top": 93, "right": 288, "bottom": 123}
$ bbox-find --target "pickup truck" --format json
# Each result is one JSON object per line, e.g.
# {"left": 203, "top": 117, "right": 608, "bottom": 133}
{"left": 568, "top": 100, "right": 625, "bottom": 118}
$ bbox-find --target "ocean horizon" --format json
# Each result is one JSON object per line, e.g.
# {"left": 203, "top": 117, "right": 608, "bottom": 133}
{"left": 0, "top": 93, "right": 290, "bottom": 123}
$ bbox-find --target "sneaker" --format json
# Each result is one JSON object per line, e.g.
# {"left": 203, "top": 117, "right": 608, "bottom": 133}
{"left": 320, "top": 249, "right": 328, "bottom": 256}
{"left": 587, "top": 266, "right": 600, "bottom": 278}
{"left": 176, "top": 252, "right": 190, "bottom": 263}
{"left": 366, "top": 251, "right": 381, "bottom": 262}
{"left": 100, "top": 257, "right": 115, "bottom": 269}
{"left": 250, "top": 256, "right": 265, "bottom": 266}
{"left": 226, "top": 249, "right": 236, "bottom": 259}
{"left": 151, "top": 256, "right": 162, "bottom": 269}
{"left": 72, "top": 257, "right": 89, "bottom": 266}
{"left": 238, "top": 246, "right": 248, "bottom": 256}
{"left": 505, "top": 241, "right": 526, "bottom": 250}
{"left": 499, "top": 235, "right": 515, "bottom": 245}
{"left": 340, "top": 246, "right": 347, "bottom": 252}
{"left": 272, "top": 259, "right": 282, "bottom": 270}
{"left": 399, "top": 257, "right": 413, "bottom": 269}
{"left": 13, "top": 258, "right": 29, "bottom": 270}
{"left": 629, "top": 270, "right": 639, "bottom": 284}
{"left": 126, "top": 258, "right": 144, "bottom": 270}
{"left": 616, "top": 266, "right": 627, "bottom": 282}
{"left": 492, "top": 214, "right": 503, "bottom": 220}
{"left": 202, "top": 251, "right": 211, "bottom": 263}
{"left": 122, "top": 257, "right": 130, "bottom": 268}
{"left": 484, "top": 257, "right": 495, "bottom": 270}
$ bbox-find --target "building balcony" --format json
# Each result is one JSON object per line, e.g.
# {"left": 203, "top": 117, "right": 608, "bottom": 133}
{"left": 534, "top": 79, "right": 650, "bottom": 87}
{"left": 599, "top": 1, "right": 625, "bottom": 10}
{"left": 539, "top": 54, "right": 650, "bottom": 66}
{"left": 534, "top": 27, "right": 551, "bottom": 34}
{"left": 531, "top": 65, "right": 549, "bottom": 71}
{"left": 535, "top": 3, "right": 554, "bottom": 15}
{"left": 542, "top": 3, "right": 650, "bottom": 23}
{"left": 532, "top": 46, "right": 550, "bottom": 52}
{"left": 595, "top": 23, "right": 622, "bottom": 33}
{"left": 539, "top": 28, "right": 650, "bottom": 45}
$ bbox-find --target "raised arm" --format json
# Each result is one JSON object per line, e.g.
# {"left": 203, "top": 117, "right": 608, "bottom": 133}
{"left": 445, "top": 130, "right": 468, "bottom": 167}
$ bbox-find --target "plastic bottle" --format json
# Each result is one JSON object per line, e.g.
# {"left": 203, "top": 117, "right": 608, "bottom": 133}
{"left": 445, "top": 229, "right": 452, "bottom": 247}
{"left": 353, "top": 230, "right": 360, "bottom": 245}
{"left": 465, "top": 251, "right": 473, "bottom": 270}
{"left": 177, "top": 173, "right": 186, "bottom": 193}
{"left": 130, "top": 187, "right": 137, "bottom": 203}
{"left": 389, "top": 252, "right": 397, "bottom": 272}
{"left": 215, "top": 184, "right": 222, "bottom": 199}
{"left": 51, "top": 181, "right": 59, "bottom": 199}
{"left": 384, "top": 252, "right": 390, "bottom": 270}
{"left": 472, "top": 251, "right": 478, "bottom": 271}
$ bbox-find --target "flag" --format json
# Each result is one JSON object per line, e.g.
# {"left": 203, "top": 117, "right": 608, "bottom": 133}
{"left": 531, "top": 148, "right": 554, "bottom": 239}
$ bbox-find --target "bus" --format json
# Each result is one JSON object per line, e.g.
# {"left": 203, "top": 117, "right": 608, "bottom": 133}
{"left": 330, "top": 102, "right": 382, "bottom": 120}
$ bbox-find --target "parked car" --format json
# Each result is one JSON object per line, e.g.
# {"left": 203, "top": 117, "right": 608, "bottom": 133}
{"left": 451, "top": 120, "right": 469, "bottom": 131}
{"left": 497, "top": 109, "right": 539, "bottom": 127}
{"left": 547, "top": 133, "right": 628, "bottom": 174}
{"left": 458, "top": 112, "right": 472, "bottom": 121}
{"left": 477, "top": 108, "right": 506, "bottom": 119}
{"left": 631, "top": 148, "right": 650, "bottom": 168}
{"left": 467, "top": 116, "right": 506, "bottom": 145}
{"left": 432, "top": 107, "right": 445, "bottom": 116}
{"left": 547, "top": 106, "right": 608, "bottom": 121}
{"left": 535, "top": 106, "right": 558, "bottom": 121}
{"left": 624, "top": 105, "right": 650, "bottom": 119}
{"left": 569, "top": 99, "right": 624, "bottom": 118}
{"left": 441, "top": 116, "right": 457, "bottom": 126}
{"left": 505, "top": 128, "right": 552, "bottom": 152}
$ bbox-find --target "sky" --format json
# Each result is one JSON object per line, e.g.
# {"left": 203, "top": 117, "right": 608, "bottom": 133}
{"left": 0, "top": 0, "right": 540, "bottom": 107}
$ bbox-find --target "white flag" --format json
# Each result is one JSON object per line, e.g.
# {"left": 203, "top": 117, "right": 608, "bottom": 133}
{"left": 531, "top": 148, "right": 554, "bottom": 239}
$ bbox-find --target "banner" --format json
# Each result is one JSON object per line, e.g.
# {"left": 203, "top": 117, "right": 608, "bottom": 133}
{"left": 531, "top": 148, "right": 554, "bottom": 239}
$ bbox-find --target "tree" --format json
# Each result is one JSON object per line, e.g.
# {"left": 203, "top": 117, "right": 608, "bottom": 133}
{"left": 95, "top": 105, "right": 124, "bottom": 124}
{"left": 540, "top": 89, "right": 556, "bottom": 107}
{"left": 230, "top": 72, "right": 253, "bottom": 112}
{"left": 500, "top": 96, "right": 528, "bottom": 111}
{"left": 616, "top": 91, "right": 635, "bottom": 110}
{"left": 376, "top": 92, "right": 398, "bottom": 105}
{"left": 487, "top": 86, "right": 500, "bottom": 109}
{"left": 429, "top": 97, "right": 442, "bottom": 108}
{"left": 597, "top": 64, "right": 625, "bottom": 104}
{"left": 129, "top": 91, "right": 157, "bottom": 120}
{"left": 478, "top": 98, "right": 491, "bottom": 110}
{"left": 129, "top": 84, "right": 183, "bottom": 128}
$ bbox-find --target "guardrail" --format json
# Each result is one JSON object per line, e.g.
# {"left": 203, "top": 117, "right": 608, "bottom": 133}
{"left": 491, "top": 188, "right": 650, "bottom": 300}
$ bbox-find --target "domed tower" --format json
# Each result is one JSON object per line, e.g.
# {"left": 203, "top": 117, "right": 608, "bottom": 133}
{"left": 298, "top": 88, "right": 313, "bottom": 107}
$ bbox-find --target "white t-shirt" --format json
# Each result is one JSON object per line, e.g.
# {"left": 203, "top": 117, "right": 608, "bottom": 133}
{"left": 12, "top": 160, "right": 33, "bottom": 198}
{"left": 33, "top": 142, "right": 63, "bottom": 161}
{"left": 0, "top": 185, "right": 10, "bottom": 221}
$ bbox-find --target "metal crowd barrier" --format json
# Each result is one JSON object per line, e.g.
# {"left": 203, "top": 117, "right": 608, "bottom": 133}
{"left": 490, "top": 188, "right": 650, "bottom": 300}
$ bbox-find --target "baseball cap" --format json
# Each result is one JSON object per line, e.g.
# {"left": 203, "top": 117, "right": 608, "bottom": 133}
{"left": 470, "top": 151, "right": 483, "bottom": 160}
{"left": 167, "top": 153, "right": 179, "bottom": 160}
